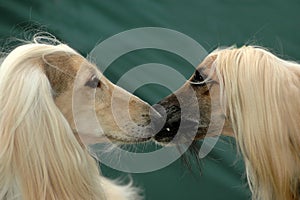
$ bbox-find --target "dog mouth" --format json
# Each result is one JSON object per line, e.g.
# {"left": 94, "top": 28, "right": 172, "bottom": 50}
{"left": 105, "top": 134, "right": 152, "bottom": 144}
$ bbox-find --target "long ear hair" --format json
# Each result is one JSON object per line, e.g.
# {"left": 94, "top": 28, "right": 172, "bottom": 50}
{"left": 213, "top": 46, "right": 300, "bottom": 200}
{"left": 0, "top": 44, "right": 105, "bottom": 199}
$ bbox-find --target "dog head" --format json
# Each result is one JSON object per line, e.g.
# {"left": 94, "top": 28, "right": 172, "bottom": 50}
{"left": 152, "top": 52, "right": 231, "bottom": 144}
{"left": 3, "top": 43, "right": 158, "bottom": 145}
{"left": 153, "top": 46, "right": 300, "bottom": 200}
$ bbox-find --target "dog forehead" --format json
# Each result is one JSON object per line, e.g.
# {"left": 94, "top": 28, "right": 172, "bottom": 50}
{"left": 43, "top": 53, "right": 85, "bottom": 76}
{"left": 43, "top": 53, "right": 101, "bottom": 76}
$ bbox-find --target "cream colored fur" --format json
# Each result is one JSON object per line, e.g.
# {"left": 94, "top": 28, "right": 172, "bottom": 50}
{"left": 203, "top": 46, "right": 300, "bottom": 200}
{"left": 0, "top": 41, "right": 149, "bottom": 200}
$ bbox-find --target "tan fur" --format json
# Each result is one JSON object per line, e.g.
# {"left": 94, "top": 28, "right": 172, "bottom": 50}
{"left": 0, "top": 42, "right": 152, "bottom": 199}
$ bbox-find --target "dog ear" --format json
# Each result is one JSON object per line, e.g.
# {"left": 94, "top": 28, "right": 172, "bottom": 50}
{"left": 42, "top": 53, "right": 78, "bottom": 97}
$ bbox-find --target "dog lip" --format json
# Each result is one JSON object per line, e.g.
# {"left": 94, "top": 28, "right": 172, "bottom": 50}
{"left": 154, "top": 138, "right": 173, "bottom": 145}
{"left": 75, "top": 130, "right": 152, "bottom": 144}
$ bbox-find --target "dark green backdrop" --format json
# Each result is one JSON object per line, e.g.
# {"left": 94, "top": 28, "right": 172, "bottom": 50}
{"left": 1, "top": 0, "right": 299, "bottom": 199}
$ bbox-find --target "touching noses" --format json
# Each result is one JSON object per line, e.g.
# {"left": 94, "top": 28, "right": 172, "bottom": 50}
{"left": 150, "top": 94, "right": 182, "bottom": 142}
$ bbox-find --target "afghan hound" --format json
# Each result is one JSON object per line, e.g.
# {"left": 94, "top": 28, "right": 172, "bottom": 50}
{"left": 153, "top": 46, "right": 300, "bottom": 200}
{"left": 0, "top": 39, "right": 155, "bottom": 200}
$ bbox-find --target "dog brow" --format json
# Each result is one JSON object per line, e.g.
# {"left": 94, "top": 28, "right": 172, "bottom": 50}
{"left": 196, "top": 67, "right": 208, "bottom": 80}
{"left": 42, "top": 53, "right": 80, "bottom": 78}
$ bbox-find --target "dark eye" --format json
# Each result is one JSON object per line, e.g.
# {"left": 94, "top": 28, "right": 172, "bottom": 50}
{"left": 85, "top": 75, "right": 101, "bottom": 88}
{"left": 193, "top": 70, "right": 205, "bottom": 82}
{"left": 190, "top": 70, "right": 207, "bottom": 87}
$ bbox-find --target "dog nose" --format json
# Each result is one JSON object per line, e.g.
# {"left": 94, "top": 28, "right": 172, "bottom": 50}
{"left": 153, "top": 106, "right": 181, "bottom": 142}
{"left": 151, "top": 95, "right": 182, "bottom": 142}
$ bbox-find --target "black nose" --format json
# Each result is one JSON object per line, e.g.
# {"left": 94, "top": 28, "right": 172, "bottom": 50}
{"left": 151, "top": 95, "right": 182, "bottom": 143}
{"left": 153, "top": 106, "right": 181, "bottom": 142}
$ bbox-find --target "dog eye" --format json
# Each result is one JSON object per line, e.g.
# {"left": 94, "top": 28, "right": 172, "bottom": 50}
{"left": 85, "top": 75, "right": 101, "bottom": 88}
{"left": 193, "top": 70, "right": 205, "bottom": 82}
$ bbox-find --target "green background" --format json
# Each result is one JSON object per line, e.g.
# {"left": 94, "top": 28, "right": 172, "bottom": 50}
{"left": 1, "top": 0, "right": 299, "bottom": 199}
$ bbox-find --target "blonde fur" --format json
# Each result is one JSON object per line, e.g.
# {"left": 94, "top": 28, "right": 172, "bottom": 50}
{"left": 0, "top": 42, "right": 144, "bottom": 200}
{"left": 210, "top": 46, "right": 300, "bottom": 200}
{"left": 153, "top": 45, "right": 300, "bottom": 199}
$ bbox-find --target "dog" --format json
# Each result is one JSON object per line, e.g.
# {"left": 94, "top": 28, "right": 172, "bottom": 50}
{"left": 153, "top": 46, "right": 300, "bottom": 200}
{"left": 0, "top": 39, "right": 156, "bottom": 200}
